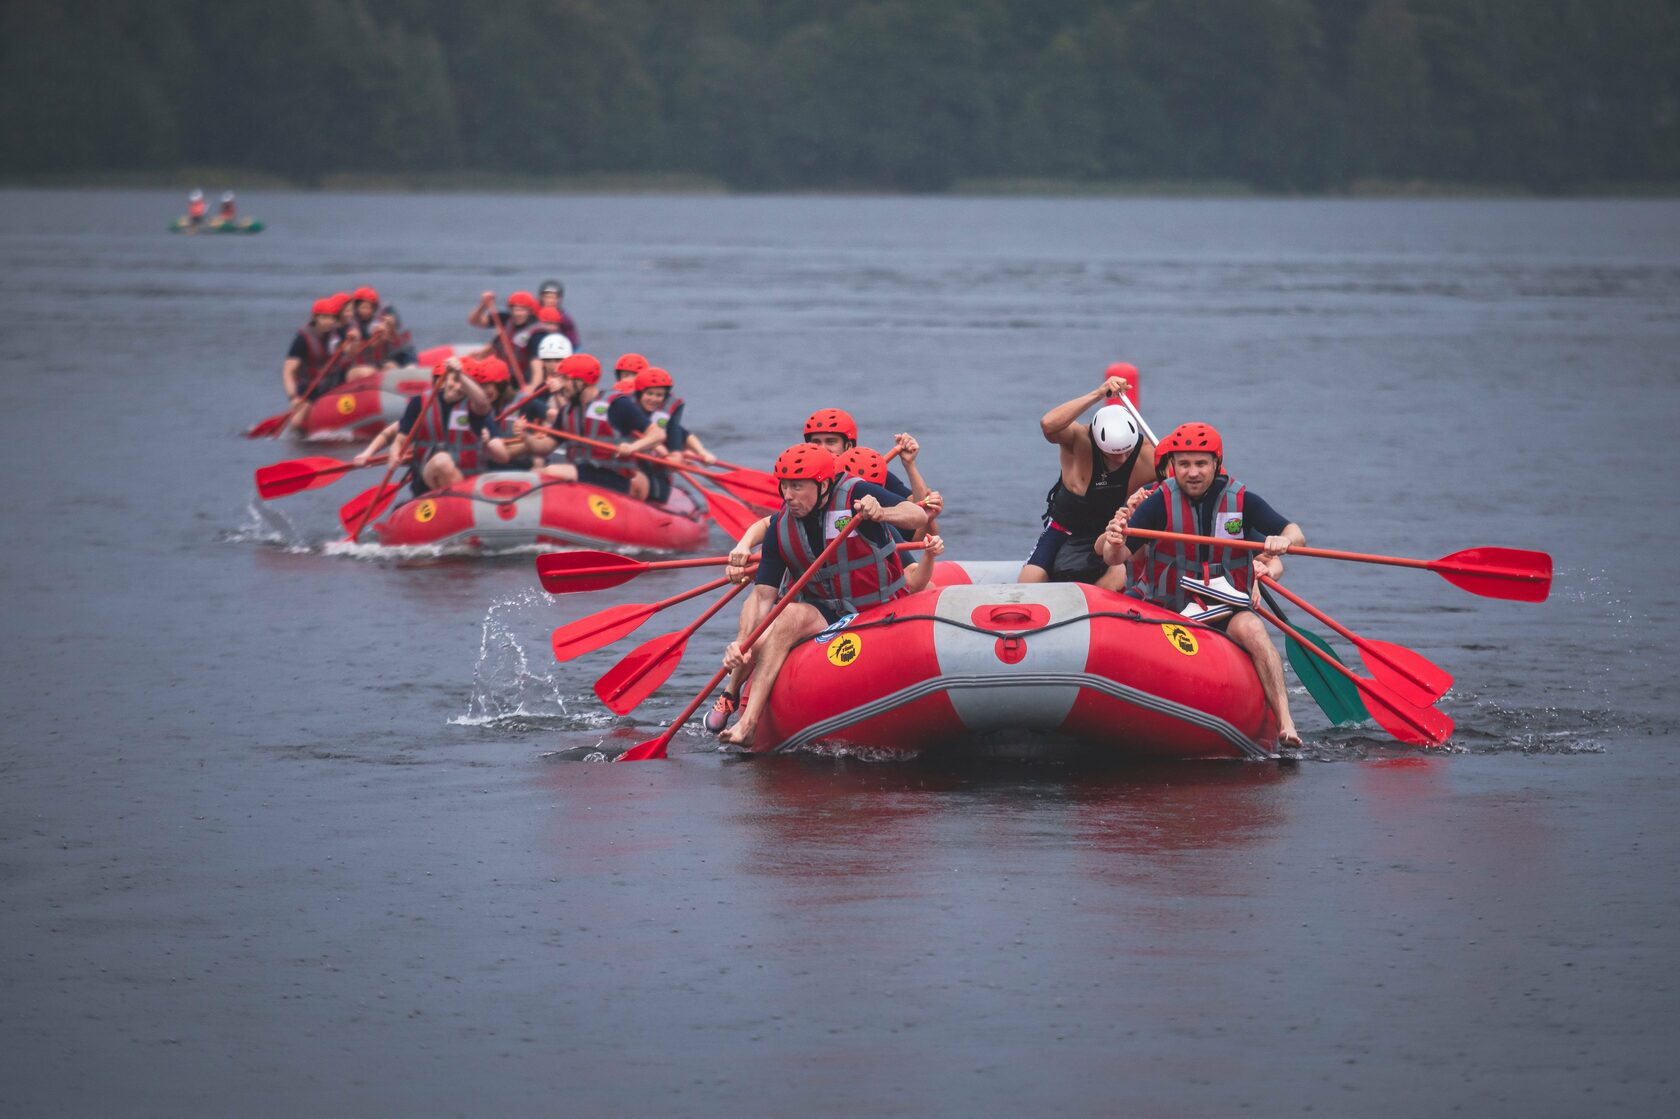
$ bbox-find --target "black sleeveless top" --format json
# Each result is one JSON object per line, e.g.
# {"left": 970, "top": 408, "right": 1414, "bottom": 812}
{"left": 1044, "top": 425, "right": 1143, "bottom": 538}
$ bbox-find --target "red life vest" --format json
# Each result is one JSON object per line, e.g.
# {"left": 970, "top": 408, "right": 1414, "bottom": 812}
{"left": 559, "top": 394, "right": 635, "bottom": 477}
{"left": 188, "top": 198, "right": 206, "bottom": 219}
{"left": 410, "top": 398, "right": 484, "bottom": 473}
{"left": 1133, "top": 475, "right": 1251, "bottom": 612}
{"left": 773, "top": 475, "right": 906, "bottom": 613}
{"left": 294, "top": 326, "right": 342, "bottom": 397}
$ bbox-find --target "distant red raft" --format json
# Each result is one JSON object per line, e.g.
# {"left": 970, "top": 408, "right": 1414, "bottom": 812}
{"left": 371, "top": 471, "right": 711, "bottom": 553}
{"left": 742, "top": 577, "right": 1279, "bottom": 761}
{"left": 295, "top": 367, "right": 433, "bottom": 442}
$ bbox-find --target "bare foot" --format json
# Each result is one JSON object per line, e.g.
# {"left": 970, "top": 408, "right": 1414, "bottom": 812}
{"left": 1277, "top": 726, "right": 1303, "bottom": 748}
{"left": 718, "top": 718, "right": 756, "bottom": 748}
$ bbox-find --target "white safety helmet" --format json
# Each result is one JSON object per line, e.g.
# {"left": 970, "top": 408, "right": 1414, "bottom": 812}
{"left": 221, "top": 191, "right": 235, "bottom": 202}
{"left": 1091, "top": 403, "right": 1140, "bottom": 456}
{"left": 189, "top": 189, "right": 203, "bottom": 200}
{"left": 537, "top": 333, "right": 574, "bottom": 361}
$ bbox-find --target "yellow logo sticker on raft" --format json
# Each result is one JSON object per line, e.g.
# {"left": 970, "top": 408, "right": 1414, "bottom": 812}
{"left": 1161, "top": 623, "right": 1199, "bottom": 657}
{"left": 414, "top": 500, "right": 437, "bottom": 523}
{"left": 336, "top": 395, "right": 357, "bottom": 415}
{"left": 588, "top": 495, "right": 617, "bottom": 521}
{"left": 825, "top": 633, "right": 862, "bottom": 667}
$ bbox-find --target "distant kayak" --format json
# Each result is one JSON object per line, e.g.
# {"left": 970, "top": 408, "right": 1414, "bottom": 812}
{"left": 169, "top": 217, "right": 265, "bottom": 234}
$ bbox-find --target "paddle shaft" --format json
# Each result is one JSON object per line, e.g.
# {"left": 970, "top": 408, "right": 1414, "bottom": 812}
{"left": 1122, "top": 528, "right": 1545, "bottom": 585}
{"left": 346, "top": 378, "right": 439, "bottom": 542}
{"left": 484, "top": 296, "right": 530, "bottom": 390}
{"left": 279, "top": 333, "right": 381, "bottom": 434}
{"left": 617, "top": 515, "right": 864, "bottom": 761}
{"left": 542, "top": 540, "right": 925, "bottom": 586}
{"left": 521, "top": 422, "right": 774, "bottom": 491}
{"left": 1259, "top": 574, "right": 1449, "bottom": 702}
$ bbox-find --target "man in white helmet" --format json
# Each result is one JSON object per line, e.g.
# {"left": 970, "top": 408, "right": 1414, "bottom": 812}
{"left": 1018, "top": 364, "right": 1157, "bottom": 587}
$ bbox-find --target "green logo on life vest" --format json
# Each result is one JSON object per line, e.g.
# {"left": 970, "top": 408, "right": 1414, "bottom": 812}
{"left": 1222, "top": 516, "right": 1243, "bottom": 535}
{"left": 834, "top": 514, "right": 852, "bottom": 533}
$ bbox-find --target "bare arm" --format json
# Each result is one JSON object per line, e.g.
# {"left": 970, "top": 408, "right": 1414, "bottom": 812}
{"left": 1040, "top": 374, "right": 1131, "bottom": 444}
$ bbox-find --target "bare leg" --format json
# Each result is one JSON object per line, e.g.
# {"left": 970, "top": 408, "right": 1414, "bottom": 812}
{"left": 628, "top": 472, "right": 650, "bottom": 501}
{"left": 719, "top": 603, "right": 824, "bottom": 747}
{"left": 1094, "top": 564, "right": 1132, "bottom": 592}
{"left": 423, "top": 452, "right": 465, "bottom": 491}
{"left": 538, "top": 462, "right": 579, "bottom": 482}
{"left": 1225, "top": 611, "right": 1299, "bottom": 746}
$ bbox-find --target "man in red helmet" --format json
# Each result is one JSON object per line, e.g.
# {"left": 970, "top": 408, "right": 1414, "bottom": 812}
{"left": 802, "top": 407, "right": 929, "bottom": 504}
{"left": 541, "top": 355, "right": 651, "bottom": 497}
{"left": 713, "top": 444, "right": 929, "bottom": 747}
{"left": 1098, "top": 422, "right": 1306, "bottom": 747}
{"left": 468, "top": 291, "right": 541, "bottom": 383}
{"left": 352, "top": 358, "right": 511, "bottom": 496}
{"left": 281, "top": 298, "right": 349, "bottom": 407}
{"left": 1019, "top": 366, "right": 1158, "bottom": 586}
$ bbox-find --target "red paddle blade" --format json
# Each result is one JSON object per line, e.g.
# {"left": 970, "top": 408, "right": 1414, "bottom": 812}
{"left": 711, "top": 469, "right": 783, "bottom": 509}
{"left": 1351, "top": 676, "right": 1454, "bottom": 747}
{"left": 615, "top": 735, "right": 670, "bottom": 762}
{"left": 535, "top": 550, "right": 648, "bottom": 594}
{"left": 702, "top": 488, "right": 760, "bottom": 540}
{"left": 255, "top": 457, "right": 350, "bottom": 500}
{"left": 551, "top": 602, "right": 657, "bottom": 662}
{"left": 594, "top": 630, "right": 687, "bottom": 715}
{"left": 1357, "top": 637, "right": 1453, "bottom": 707}
{"left": 1431, "top": 547, "right": 1552, "bottom": 603}
{"left": 337, "top": 483, "right": 400, "bottom": 534}
{"left": 246, "top": 412, "right": 288, "bottom": 438}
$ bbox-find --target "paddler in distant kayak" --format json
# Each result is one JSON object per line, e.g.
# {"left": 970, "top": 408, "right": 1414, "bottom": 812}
{"left": 713, "top": 444, "right": 929, "bottom": 747}
{"left": 185, "top": 189, "right": 207, "bottom": 229}
{"left": 1097, "top": 422, "right": 1305, "bottom": 747}
{"left": 351, "top": 357, "right": 511, "bottom": 497}
{"left": 1018, "top": 365, "right": 1156, "bottom": 587}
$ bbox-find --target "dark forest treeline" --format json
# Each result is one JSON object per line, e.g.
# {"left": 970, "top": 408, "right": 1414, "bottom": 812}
{"left": 3, "top": 0, "right": 1676, "bottom": 191}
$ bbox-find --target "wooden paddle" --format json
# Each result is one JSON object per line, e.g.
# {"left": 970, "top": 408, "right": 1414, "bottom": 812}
{"left": 1254, "top": 606, "right": 1454, "bottom": 747}
{"left": 1259, "top": 576, "right": 1452, "bottom": 707}
{"left": 593, "top": 580, "right": 753, "bottom": 714}
{"left": 1122, "top": 528, "right": 1552, "bottom": 603}
{"left": 614, "top": 514, "right": 865, "bottom": 761}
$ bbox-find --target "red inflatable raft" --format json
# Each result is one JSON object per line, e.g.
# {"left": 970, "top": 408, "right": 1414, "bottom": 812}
{"left": 295, "top": 367, "right": 434, "bottom": 442}
{"left": 741, "top": 574, "right": 1279, "bottom": 761}
{"left": 371, "top": 471, "right": 711, "bottom": 553}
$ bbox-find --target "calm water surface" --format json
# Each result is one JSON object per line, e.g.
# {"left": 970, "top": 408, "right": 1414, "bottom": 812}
{"left": 0, "top": 189, "right": 1676, "bottom": 1116}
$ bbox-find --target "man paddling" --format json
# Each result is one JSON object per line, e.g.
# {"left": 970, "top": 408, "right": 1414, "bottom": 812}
{"left": 541, "top": 354, "right": 651, "bottom": 497}
{"left": 1097, "top": 422, "right": 1305, "bottom": 747}
{"left": 469, "top": 291, "right": 540, "bottom": 379}
{"left": 803, "top": 408, "right": 928, "bottom": 502}
{"left": 1018, "top": 365, "right": 1156, "bottom": 587}
{"left": 714, "top": 445, "right": 928, "bottom": 747}
{"left": 280, "top": 298, "right": 348, "bottom": 406}
{"left": 352, "top": 358, "right": 509, "bottom": 497}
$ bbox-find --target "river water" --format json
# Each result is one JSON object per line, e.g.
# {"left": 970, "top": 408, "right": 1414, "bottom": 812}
{"left": 1, "top": 189, "right": 1676, "bottom": 1116}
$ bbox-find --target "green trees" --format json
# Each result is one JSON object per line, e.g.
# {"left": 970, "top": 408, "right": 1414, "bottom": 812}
{"left": 1, "top": 0, "right": 1674, "bottom": 191}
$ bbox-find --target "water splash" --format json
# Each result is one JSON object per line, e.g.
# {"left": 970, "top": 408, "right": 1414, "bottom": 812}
{"left": 221, "top": 494, "right": 313, "bottom": 552}
{"left": 453, "top": 591, "right": 627, "bottom": 731}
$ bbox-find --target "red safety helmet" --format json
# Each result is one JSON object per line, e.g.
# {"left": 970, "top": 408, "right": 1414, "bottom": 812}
{"left": 311, "top": 298, "right": 336, "bottom": 317}
{"left": 834, "top": 446, "right": 888, "bottom": 486}
{"left": 1158, "top": 422, "right": 1223, "bottom": 464}
{"left": 634, "top": 367, "right": 674, "bottom": 393}
{"left": 803, "top": 407, "right": 858, "bottom": 444}
{"left": 352, "top": 286, "right": 380, "bottom": 305}
{"left": 470, "top": 357, "right": 511, "bottom": 385}
{"left": 537, "top": 306, "right": 562, "bottom": 324}
{"left": 774, "top": 443, "right": 836, "bottom": 482}
{"left": 559, "top": 354, "right": 602, "bottom": 385}
{"left": 507, "top": 291, "right": 539, "bottom": 311}
{"left": 614, "top": 353, "right": 650, "bottom": 375}
{"left": 326, "top": 291, "right": 352, "bottom": 314}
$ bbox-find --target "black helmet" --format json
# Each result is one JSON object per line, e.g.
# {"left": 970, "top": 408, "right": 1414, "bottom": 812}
{"left": 539, "top": 279, "right": 564, "bottom": 297}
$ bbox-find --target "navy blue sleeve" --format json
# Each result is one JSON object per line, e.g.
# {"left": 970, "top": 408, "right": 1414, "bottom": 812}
{"left": 883, "top": 470, "right": 911, "bottom": 498}
{"left": 286, "top": 333, "right": 310, "bottom": 361}
{"left": 606, "top": 395, "right": 648, "bottom": 438}
{"left": 1121, "top": 488, "right": 1166, "bottom": 549}
{"left": 664, "top": 402, "right": 687, "bottom": 450}
{"left": 521, "top": 392, "right": 552, "bottom": 422}
{"left": 1242, "top": 492, "right": 1291, "bottom": 539}
{"left": 397, "top": 395, "right": 424, "bottom": 436}
{"left": 754, "top": 514, "right": 787, "bottom": 587}
{"left": 843, "top": 480, "right": 905, "bottom": 547}
{"left": 469, "top": 410, "right": 504, "bottom": 440}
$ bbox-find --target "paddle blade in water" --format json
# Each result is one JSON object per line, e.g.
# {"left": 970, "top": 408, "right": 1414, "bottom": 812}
{"left": 246, "top": 413, "right": 288, "bottom": 438}
{"left": 1352, "top": 678, "right": 1455, "bottom": 747}
{"left": 1284, "top": 631, "right": 1370, "bottom": 727}
{"left": 1357, "top": 637, "right": 1453, "bottom": 707}
{"left": 256, "top": 457, "right": 349, "bottom": 500}
{"left": 594, "top": 631, "right": 686, "bottom": 715}
{"left": 534, "top": 550, "right": 648, "bottom": 594}
{"left": 551, "top": 602, "right": 657, "bottom": 662}
{"left": 338, "top": 482, "right": 400, "bottom": 534}
{"left": 615, "top": 736, "right": 670, "bottom": 762}
{"left": 1431, "top": 547, "right": 1552, "bottom": 603}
